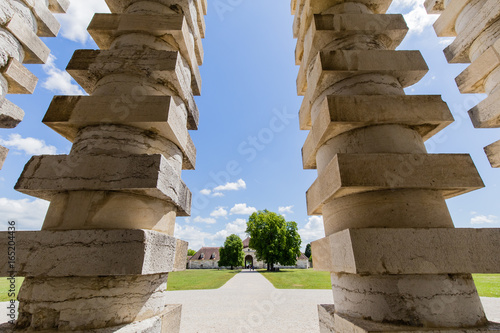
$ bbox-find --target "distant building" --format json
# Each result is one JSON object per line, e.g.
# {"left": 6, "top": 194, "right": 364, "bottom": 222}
{"left": 187, "top": 237, "right": 309, "bottom": 269}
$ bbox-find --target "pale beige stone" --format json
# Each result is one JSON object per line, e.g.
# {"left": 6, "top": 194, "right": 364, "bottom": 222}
{"left": 4, "top": 13, "right": 50, "bottom": 64}
{"left": 433, "top": 0, "right": 468, "bottom": 37}
{"left": 443, "top": 0, "right": 500, "bottom": 63}
{"left": 43, "top": 95, "right": 196, "bottom": 169}
{"left": 313, "top": 228, "right": 500, "bottom": 274}
{"left": 301, "top": 95, "right": 453, "bottom": 168}
{"left": 334, "top": 312, "right": 500, "bottom": 332}
{"left": 21, "top": 0, "right": 61, "bottom": 37}
{"left": 300, "top": 50, "right": 428, "bottom": 127}
{"left": 0, "top": 98, "right": 25, "bottom": 128}
{"left": 469, "top": 88, "right": 500, "bottom": 128}
{"left": 318, "top": 304, "right": 335, "bottom": 333}
{"left": 1, "top": 57, "right": 38, "bottom": 94}
{"left": 174, "top": 239, "right": 188, "bottom": 271}
{"left": 48, "top": 0, "right": 70, "bottom": 13}
{"left": 306, "top": 153, "right": 483, "bottom": 214}
{"left": 104, "top": 0, "right": 205, "bottom": 64}
{"left": 0, "top": 145, "right": 7, "bottom": 169}
{"left": 87, "top": 13, "right": 201, "bottom": 95}
{"left": 296, "top": 13, "right": 408, "bottom": 94}
{"left": 15, "top": 153, "right": 192, "bottom": 216}
{"left": 16, "top": 274, "right": 173, "bottom": 331}
{"left": 332, "top": 273, "right": 487, "bottom": 328}
{"left": 485, "top": 140, "right": 500, "bottom": 168}
{"left": 0, "top": 229, "right": 178, "bottom": 277}
{"left": 424, "top": 0, "right": 444, "bottom": 14}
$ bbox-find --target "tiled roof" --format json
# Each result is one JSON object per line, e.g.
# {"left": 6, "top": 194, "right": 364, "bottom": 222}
{"left": 189, "top": 247, "right": 220, "bottom": 261}
{"left": 297, "top": 252, "right": 308, "bottom": 260}
{"left": 242, "top": 237, "right": 250, "bottom": 248}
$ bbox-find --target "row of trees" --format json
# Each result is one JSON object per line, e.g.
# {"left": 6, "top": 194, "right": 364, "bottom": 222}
{"left": 217, "top": 210, "right": 304, "bottom": 271}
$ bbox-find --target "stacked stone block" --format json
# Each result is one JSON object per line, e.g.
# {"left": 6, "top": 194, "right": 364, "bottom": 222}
{"left": 425, "top": 0, "right": 500, "bottom": 168}
{"left": 0, "top": 0, "right": 69, "bottom": 169}
{"left": 0, "top": 0, "right": 206, "bottom": 331}
{"left": 291, "top": 0, "right": 500, "bottom": 331}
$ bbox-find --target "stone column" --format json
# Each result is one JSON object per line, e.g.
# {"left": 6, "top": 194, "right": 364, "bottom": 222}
{"left": 1, "top": 0, "right": 206, "bottom": 331}
{"left": 0, "top": 0, "right": 69, "bottom": 169}
{"left": 291, "top": 0, "right": 500, "bottom": 331}
{"left": 425, "top": 0, "right": 500, "bottom": 168}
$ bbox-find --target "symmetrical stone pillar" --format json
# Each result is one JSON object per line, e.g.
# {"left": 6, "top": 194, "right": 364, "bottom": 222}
{"left": 425, "top": 0, "right": 500, "bottom": 168}
{"left": 0, "top": 0, "right": 69, "bottom": 169}
{"left": 1, "top": 0, "right": 206, "bottom": 331}
{"left": 291, "top": 0, "right": 500, "bottom": 331}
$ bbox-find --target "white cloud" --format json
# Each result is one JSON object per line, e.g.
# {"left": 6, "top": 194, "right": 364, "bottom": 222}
{"left": 208, "top": 218, "right": 248, "bottom": 244}
{"left": 212, "top": 192, "right": 224, "bottom": 197}
{"left": 210, "top": 207, "right": 228, "bottom": 219}
{"left": 278, "top": 205, "right": 294, "bottom": 216}
{"left": 230, "top": 203, "right": 257, "bottom": 215}
{"left": 471, "top": 214, "right": 499, "bottom": 225}
{"left": 389, "top": 0, "right": 438, "bottom": 35}
{"left": 214, "top": 179, "right": 246, "bottom": 192}
{"left": 56, "top": 0, "right": 110, "bottom": 44}
{"left": 174, "top": 224, "right": 212, "bottom": 250}
{"left": 193, "top": 216, "right": 217, "bottom": 225}
{"left": 200, "top": 189, "right": 211, "bottom": 195}
{"left": 298, "top": 216, "right": 325, "bottom": 246}
{"left": 42, "top": 55, "right": 85, "bottom": 95}
{"left": 0, "top": 134, "right": 57, "bottom": 155}
{"left": 0, "top": 198, "right": 49, "bottom": 230}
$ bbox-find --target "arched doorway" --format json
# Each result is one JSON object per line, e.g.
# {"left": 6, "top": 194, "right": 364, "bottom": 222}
{"left": 245, "top": 255, "right": 253, "bottom": 268}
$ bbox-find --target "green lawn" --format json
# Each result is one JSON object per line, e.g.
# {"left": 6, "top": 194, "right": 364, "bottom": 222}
{"left": 167, "top": 269, "right": 241, "bottom": 291}
{"left": 473, "top": 274, "right": 500, "bottom": 298}
{"left": 0, "top": 277, "right": 24, "bottom": 302}
{"left": 258, "top": 269, "right": 331, "bottom": 289}
{"left": 258, "top": 270, "right": 500, "bottom": 297}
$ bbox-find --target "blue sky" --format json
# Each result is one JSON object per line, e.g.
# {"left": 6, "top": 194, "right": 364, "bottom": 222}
{"left": 1, "top": 0, "right": 500, "bottom": 250}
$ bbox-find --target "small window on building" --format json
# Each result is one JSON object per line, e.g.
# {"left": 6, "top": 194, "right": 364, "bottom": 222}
{"left": 200, "top": 253, "right": 205, "bottom": 259}
{"left": 210, "top": 253, "right": 216, "bottom": 259}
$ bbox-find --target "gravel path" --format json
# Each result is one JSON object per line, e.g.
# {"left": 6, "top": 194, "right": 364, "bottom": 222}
{"left": 1, "top": 270, "right": 499, "bottom": 332}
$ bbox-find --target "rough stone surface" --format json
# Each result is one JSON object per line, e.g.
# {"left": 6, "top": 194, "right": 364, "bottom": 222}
{"left": 0, "top": 229, "right": 178, "bottom": 277}
{"left": 318, "top": 304, "right": 335, "bottom": 333}
{"left": 174, "top": 239, "right": 188, "bottom": 271}
{"left": 312, "top": 228, "right": 500, "bottom": 274}
{"left": 0, "top": 145, "right": 7, "bottom": 170}
{"left": 0, "top": 98, "right": 24, "bottom": 128}
{"left": 485, "top": 140, "right": 500, "bottom": 168}
{"left": 1, "top": 57, "right": 38, "bottom": 94}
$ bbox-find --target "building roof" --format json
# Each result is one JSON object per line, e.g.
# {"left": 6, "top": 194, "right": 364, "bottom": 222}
{"left": 189, "top": 247, "right": 220, "bottom": 261}
{"left": 298, "top": 252, "right": 308, "bottom": 260}
{"left": 242, "top": 237, "right": 250, "bottom": 248}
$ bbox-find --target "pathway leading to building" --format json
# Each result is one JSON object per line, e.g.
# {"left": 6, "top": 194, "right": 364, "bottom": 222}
{"left": 165, "top": 270, "right": 500, "bottom": 333}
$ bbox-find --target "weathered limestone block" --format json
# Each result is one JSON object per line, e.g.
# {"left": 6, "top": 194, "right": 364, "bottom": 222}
{"left": 173, "top": 239, "right": 188, "bottom": 271}
{"left": 469, "top": 88, "right": 500, "bottom": 128}
{"left": 1, "top": 57, "right": 37, "bottom": 94}
{"left": 306, "top": 153, "right": 483, "bottom": 214}
{"left": 312, "top": 228, "right": 500, "bottom": 274}
{"left": 424, "top": 0, "right": 444, "bottom": 14}
{"left": 301, "top": 95, "right": 454, "bottom": 167}
{"left": 43, "top": 95, "right": 197, "bottom": 169}
{"left": 297, "top": 14, "right": 408, "bottom": 94}
{"left": 318, "top": 304, "right": 335, "bottom": 333}
{"left": 15, "top": 153, "right": 192, "bottom": 216}
{"left": 16, "top": 274, "right": 172, "bottom": 331}
{"left": 0, "top": 145, "right": 7, "bottom": 169}
{"left": 0, "top": 229, "right": 178, "bottom": 277}
{"left": 0, "top": 98, "right": 25, "bottom": 128}
{"left": 300, "top": 50, "right": 429, "bottom": 127}
{"left": 88, "top": 13, "right": 201, "bottom": 89}
{"left": 104, "top": 0, "right": 206, "bottom": 63}
{"left": 485, "top": 140, "right": 500, "bottom": 168}
{"left": 432, "top": 0, "right": 468, "bottom": 37}
{"left": 20, "top": 0, "right": 61, "bottom": 37}
{"left": 48, "top": 0, "right": 70, "bottom": 13}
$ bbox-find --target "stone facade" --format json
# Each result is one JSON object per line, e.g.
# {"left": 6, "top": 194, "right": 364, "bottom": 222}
{"left": 425, "top": 0, "right": 500, "bottom": 168}
{"left": 0, "top": 0, "right": 69, "bottom": 169}
{"left": 291, "top": 0, "right": 500, "bottom": 331}
{"left": 0, "top": 0, "right": 207, "bottom": 331}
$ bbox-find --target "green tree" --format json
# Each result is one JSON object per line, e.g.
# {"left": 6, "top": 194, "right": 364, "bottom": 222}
{"left": 246, "top": 210, "right": 302, "bottom": 271}
{"left": 187, "top": 249, "right": 196, "bottom": 257}
{"left": 305, "top": 243, "right": 311, "bottom": 259}
{"left": 218, "top": 234, "right": 244, "bottom": 270}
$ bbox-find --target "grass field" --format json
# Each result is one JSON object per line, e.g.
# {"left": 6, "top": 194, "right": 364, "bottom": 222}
{"left": 258, "top": 269, "right": 331, "bottom": 289}
{"left": 0, "top": 277, "right": 24, "bottom": 302}
{"left": 258, "top": 270, "right": 500, "bottom": 297}
{"left": 167, "top": 269, "right": 241, "bottom": 291}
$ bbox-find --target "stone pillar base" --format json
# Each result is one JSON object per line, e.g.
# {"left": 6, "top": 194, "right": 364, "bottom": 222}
{"left": 318, "top": 305, "right": 500, "bottom": 333}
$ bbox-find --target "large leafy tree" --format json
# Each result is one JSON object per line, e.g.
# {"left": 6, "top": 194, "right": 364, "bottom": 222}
{"left": 187, "top": 249, "right": 196, "bottom": 256}
{"left": 246, "top": 210, "right": 302, "bottom": 271}
{"left": 218, "top": 234, "right": 244, "bottom": 270}
{"left": 305, "top": 243, "right": 311, "bottom": 259}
